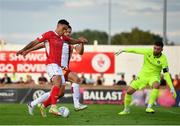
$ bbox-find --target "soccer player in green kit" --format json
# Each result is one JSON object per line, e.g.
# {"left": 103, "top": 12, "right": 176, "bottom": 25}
{"left": 115, "top": 41, "right": 177, "bottom": 114}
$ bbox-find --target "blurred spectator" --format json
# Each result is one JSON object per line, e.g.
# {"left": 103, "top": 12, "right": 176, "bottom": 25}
{"left": 173, "top": 74, "right": 180, "bottom": 89}
{"left": 132, "top": 74, "right": 136, "bottom": 81}
{"left": 100, "top": 73, "right": 105, "bottom": 84}
{"left": 130, "top": 74, "right": 136, "bottom": 83}
{"left": 1, "top": 73, "right": 12, "bottom": 84}
{"left": 160, "top": 74, "right": 166, "bottom": 86}
{"left": 17, "top": 77, "right": 25, "bottom": 84}
{"left": 96, "top": 76, "right": 103, "bottom": 85}
{"left": 86, "top": 74, "right": 95, "bottom": 85}
{"left": 38, "top": 73, "right": 48, "bottom": 85}
{"left": 25, "top": 75, "right": 35, "bottom": 84}
{"left": 117, "top": 74, "right": 127, "bottom": 85}
{"left": 80, "top": 73, "right": 87, "bottom": 84}
{"left": 11, "top": 72, "right": 18, "bottom": 83}
{"left": 113, "top": 79, "right": 116, "bottom": 85}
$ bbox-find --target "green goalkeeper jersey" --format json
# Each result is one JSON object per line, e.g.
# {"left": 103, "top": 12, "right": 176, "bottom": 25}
{"left": 124, "top": 48, "right": 174, "bottom": 89}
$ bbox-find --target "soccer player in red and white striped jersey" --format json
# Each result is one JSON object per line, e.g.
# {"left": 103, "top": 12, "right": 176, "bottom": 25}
{"left": 17, "top": 19, "right": 87, "bottom": 117}
{"left": 24, "top": 25, "right": 88, "bottom": 116}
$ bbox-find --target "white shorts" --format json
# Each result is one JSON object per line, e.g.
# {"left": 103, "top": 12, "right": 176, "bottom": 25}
{"left": 46, "top": 63, "right": 65, "bottom": 85}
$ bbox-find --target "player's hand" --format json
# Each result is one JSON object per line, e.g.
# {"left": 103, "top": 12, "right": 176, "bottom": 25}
{"left": 22, "top": 50, "right": 30, "bottom": 57}
{"left": 16, "top": 49, "right": 24, "bottom": 56}
{"left": 114, "top": 49, "right": 123, "bottom": 56}
{"left": 78, "top": 37, "right": 88, "bottom": 43}
{"left": 170, "top": 88, "right": 177, "bottom": 99}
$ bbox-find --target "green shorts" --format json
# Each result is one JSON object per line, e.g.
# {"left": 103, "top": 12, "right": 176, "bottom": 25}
{"left": 130, "top": 76, "right": 160, "bottom": 90}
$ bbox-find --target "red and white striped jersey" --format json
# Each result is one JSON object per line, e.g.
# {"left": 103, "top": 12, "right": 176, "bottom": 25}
{"left": 61, "top": 42, "right": 74, "bottom": 68}
{"left": 36, "top": 31, "right": 70, "bottom": 67}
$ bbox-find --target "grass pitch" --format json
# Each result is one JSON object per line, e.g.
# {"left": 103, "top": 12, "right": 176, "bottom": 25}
{"left": 0, "top": 103, "right": 180, "bottom": 125}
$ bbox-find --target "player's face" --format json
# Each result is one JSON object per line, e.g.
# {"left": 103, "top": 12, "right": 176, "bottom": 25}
{"left": 64, "top": 28, "right": 72, "bottom": 37}
{"left": 57, "top": 24, "right": 69, "bottom": 36}
{"left": 153, "top": 45, "right": 163, "bottom": 56}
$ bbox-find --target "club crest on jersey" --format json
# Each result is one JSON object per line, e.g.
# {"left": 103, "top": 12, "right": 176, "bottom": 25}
{"left": 38, "top": 36, "right": 43, "bottom": 39}
{"left": 157, "top": 60, "right": 160, "bottom": 64}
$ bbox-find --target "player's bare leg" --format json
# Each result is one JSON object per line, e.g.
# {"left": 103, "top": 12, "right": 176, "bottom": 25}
{"left": 48, "top": 75, "right": 64, "bottom": 116}
{"left": 27, "top": 92, "right": 50, "bottom": 116}
{"left": 68, "top": 72, "right": 88, "bottom": 111}
{"left": 39, "top": 89, "right": 64, "bottom": 117}
{"left": 146, "top": 81, "right": 159, "bottom": 113}
{"left": 40, "top": 75, "right": 63, "bottom": 117}
{"left": 118, "top": 86, "right": 136, "bottom": 115}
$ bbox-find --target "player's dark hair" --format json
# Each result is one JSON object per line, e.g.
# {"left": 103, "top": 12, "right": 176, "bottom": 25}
{"left": 154, "top": 41, "right": 164, "bottom": 47}
{"left": 58, "top": 19, "right": 69, "bottom": 26}
{"left": 121, "top": 74, "right": 124, "bottom": 78}
{"left": 68, "top": 25, "right": 72, "bottom": 29}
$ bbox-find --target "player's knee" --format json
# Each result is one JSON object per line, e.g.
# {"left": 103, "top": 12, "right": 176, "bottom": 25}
{"left": 58, "top": 93, "right": 64, "bottom": 99}
{"left": 126, "top": 87, "right": 136, "bottom": 95}
{"left": 127, "top": 91, "right": 134, "bottom": 95}
{"left": 52, "top": 75, "right": 62, "bottom": 86}
{"left": 126, "top": 90, "right": 132, "bottom": 95}
{"left": 59, "top": 91, "right": 65, "bottom": 97}
{"left": 60, "top": 93, "right": 64, "bottom": 97}
{"left": 126, "top": 91, "right": 131, "bottom": 95}
{"left": 153, "top": 82, "right": 160, "bottom": 89}
{"left": 74, "top": 77, "right": 81, "bottom": 84}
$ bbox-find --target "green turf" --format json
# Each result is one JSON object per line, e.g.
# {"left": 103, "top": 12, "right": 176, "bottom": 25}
{"left": 0, "top": 103, "right": 180, "bottom": 125}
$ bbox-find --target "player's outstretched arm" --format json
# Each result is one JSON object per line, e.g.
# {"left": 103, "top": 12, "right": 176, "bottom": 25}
{"left": 115, "top": 48, "right": 151, "bottom": 56}
{"left": 16, "top": 40, "right": 40, "bottom": 56}
{"left": 164, "top": 72, "right": 177, "bottom": 98}
{"left": 68, "top": 37, "right": 88, "bottom": 45}
{"left": 22, "top": 43, "right": 45, "bottom": 57}
{"left": 17, "top": 31, "right": 51, "bottom": 57}
{"left": 162, "top": 57, "right": 177, "bottom": 98}
{"left": 74, "top": 43, "right": 84, "bottom": 55}
{"left": 114, "top": 49, "right": 124, "bottom": 56}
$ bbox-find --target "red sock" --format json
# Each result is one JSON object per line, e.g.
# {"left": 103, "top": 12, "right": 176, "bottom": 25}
{"left": 43, "top": 96, "right": 51, "bottom": 107}
{"left": 50, "top": 85, "right": 60, "bottom": 105}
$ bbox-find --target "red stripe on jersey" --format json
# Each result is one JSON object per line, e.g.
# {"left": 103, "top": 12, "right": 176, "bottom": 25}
{"left": 36, "top": 31, "right": 70, "bottom": 67}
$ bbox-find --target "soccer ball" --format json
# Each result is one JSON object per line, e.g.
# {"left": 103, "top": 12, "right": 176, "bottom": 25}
{"left": 59, "top": 106, "right": 70, "bottom": 117}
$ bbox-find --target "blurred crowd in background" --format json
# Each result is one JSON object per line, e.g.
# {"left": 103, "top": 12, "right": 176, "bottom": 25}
{"left": 0, "top": 72, "right": 180, "bottom": 89}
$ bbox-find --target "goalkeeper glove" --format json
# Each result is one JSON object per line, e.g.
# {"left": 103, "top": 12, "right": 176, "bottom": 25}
{"left": 114, "top": 49, "right": 124, "bottom": 56}
{"left": 170, "top": 87, "right": 177, "bottom": 99}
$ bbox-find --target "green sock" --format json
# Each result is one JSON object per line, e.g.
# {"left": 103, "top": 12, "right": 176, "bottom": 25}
{"left": 147, "top": 89, "right": 159, "bottom": 108}
{"left": 124, "top": 93, "right": 132, "bottom": 110}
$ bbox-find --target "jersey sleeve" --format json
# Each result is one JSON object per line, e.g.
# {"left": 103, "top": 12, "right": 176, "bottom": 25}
{"left": 161, "top": 56, "right": 169, "bottom": 72}
{"left": 63, "top": 36, "right": 71, "bottom": 42}
{"left": 162, "top": 56, "right": 174, "bottom": 90}
{"left": 36, "top": 31, "right": 51, "bottom": 42}
{"left": 124, "top": 48, "right": 151, "bottom": 55}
